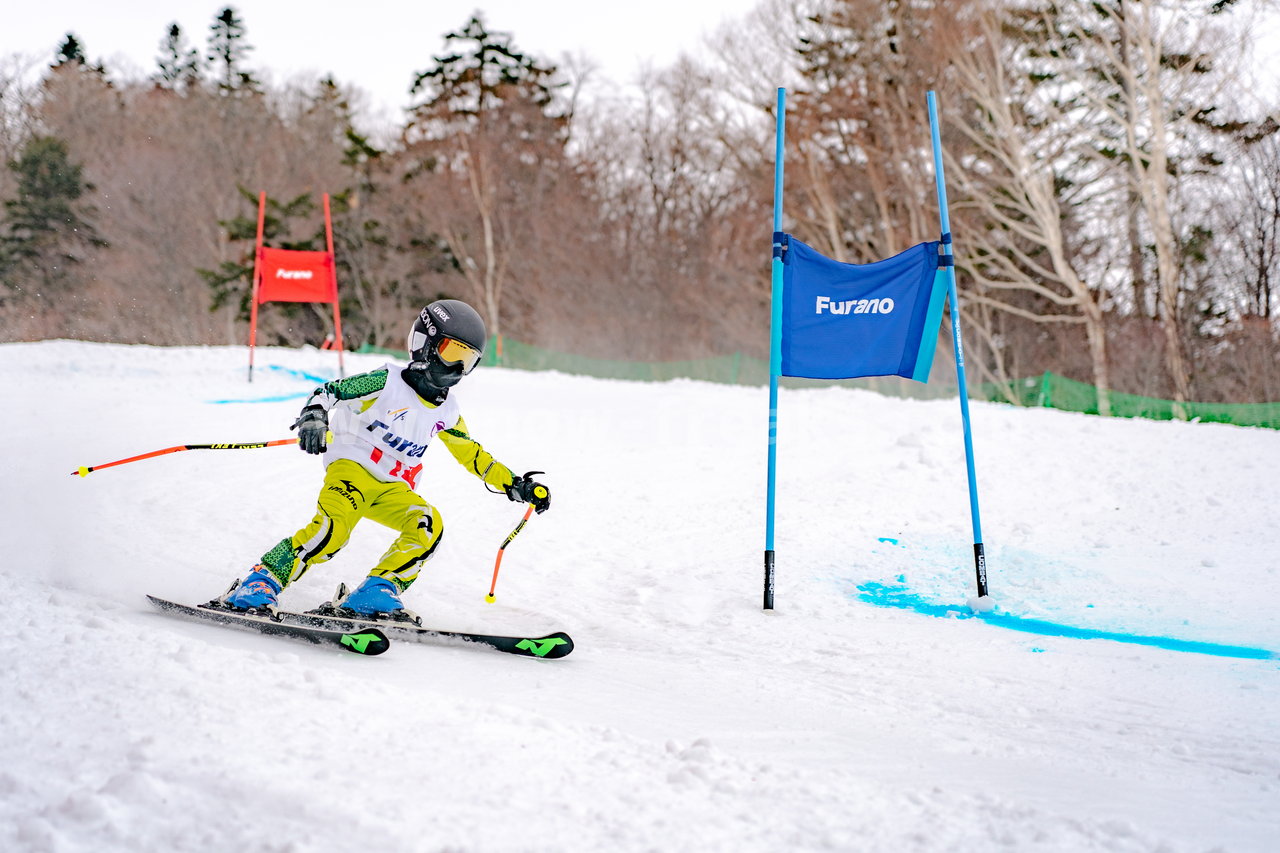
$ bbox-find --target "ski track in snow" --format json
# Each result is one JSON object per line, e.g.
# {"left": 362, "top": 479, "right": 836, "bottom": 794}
{"left": 1, "top": 340, "right": 1278, "bottom": 853}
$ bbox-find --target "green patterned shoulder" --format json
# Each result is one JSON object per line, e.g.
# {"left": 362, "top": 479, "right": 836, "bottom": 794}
{"left": 325, "top": 368, "right": 388, "bottom": 400}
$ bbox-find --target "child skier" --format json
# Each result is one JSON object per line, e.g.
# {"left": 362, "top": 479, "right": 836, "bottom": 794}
{"left": 218, "top": 299, "right": 550, "bottom": 619}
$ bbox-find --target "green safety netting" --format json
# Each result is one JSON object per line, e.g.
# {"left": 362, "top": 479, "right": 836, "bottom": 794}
{"left": 355, "top": 341, "right": 1279, "bottom": 429}
{"left": 991, "top": 372, "right": 1280, "bottom": 429}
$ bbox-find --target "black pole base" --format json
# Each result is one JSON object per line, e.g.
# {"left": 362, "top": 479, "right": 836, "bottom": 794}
{"left": 763, "top": 549, "right": 775, "bottom": 610}
{"left": 973, "top": 542, "right": 988, "bottom": 598}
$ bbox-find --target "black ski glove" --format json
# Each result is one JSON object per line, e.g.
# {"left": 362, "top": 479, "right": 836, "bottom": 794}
{"left": 291, "top": 405, "right": 329, "bottom": 455}
{"left": 505, "top": 470, "right": 551, "bottom": 514}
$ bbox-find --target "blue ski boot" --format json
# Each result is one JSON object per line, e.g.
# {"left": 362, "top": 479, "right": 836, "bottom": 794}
{"left": 339, "top": 576, "right": 406, "bottom": 619}
{"left": 222, "top": 565, "right": 282, "bottom": 611}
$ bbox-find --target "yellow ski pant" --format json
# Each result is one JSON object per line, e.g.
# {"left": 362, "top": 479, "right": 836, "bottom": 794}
{"left": 261, "top": 459, "right": 444, "bottom": 591}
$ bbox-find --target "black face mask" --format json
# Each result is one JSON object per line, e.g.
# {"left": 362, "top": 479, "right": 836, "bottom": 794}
{"left": 401, "top": 367, "right": 452, "bottom": 404}
{"left": 427, "top": 359, "right": 465, "bottom": 388}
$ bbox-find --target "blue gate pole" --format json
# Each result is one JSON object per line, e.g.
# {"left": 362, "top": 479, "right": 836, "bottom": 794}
{"left": 764, "top": 87, "right": 787, "bottom": 610}
{"left": 927, "top": 91, "right": 989, "bottom": 599}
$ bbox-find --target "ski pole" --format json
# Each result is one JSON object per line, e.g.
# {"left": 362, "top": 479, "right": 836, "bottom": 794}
{"left": 71, "top": 438, "right": 299, "bottom": 477}
{"left": 485, "top": 504, "right": 535, "bottom": 603}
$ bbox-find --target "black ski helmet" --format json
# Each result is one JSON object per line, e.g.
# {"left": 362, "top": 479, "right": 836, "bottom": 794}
{"left": 406, "top": 299, "right": 487, "bottom": 388}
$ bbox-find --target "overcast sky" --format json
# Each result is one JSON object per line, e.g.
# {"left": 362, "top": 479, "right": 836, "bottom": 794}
{"left": 6, "top": 1, "right": 1275, "bottom": 124}
{"left": 2, "top": 1, "right": 755, "bottom": 122}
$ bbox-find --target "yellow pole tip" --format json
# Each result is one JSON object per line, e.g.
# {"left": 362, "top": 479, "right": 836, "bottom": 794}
{"left": 484, "top": 594, "right": 495, "bottom": 603}
{"left": 77, "top": 467, "right": 90, "bottom": 478}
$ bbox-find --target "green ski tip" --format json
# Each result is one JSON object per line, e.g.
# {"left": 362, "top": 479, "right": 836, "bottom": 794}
{"left": 514, "top": 636, "right": 570, "bottom": 658}
{"left": 340, "top": 630, "right": 390, "bottom": 655}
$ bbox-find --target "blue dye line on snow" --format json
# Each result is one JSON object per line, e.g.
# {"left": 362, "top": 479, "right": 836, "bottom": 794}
{"left": 266, "top": 365, "right": 331, "bottom": 385}
{"left": 208, "top": 365, "right": 333, "bottom": 404}
{"left": 209, "top": 391, "right": 311, "bottom": 404}
{"left": 856, "top": 581, "right": 1277, "bottom": 661}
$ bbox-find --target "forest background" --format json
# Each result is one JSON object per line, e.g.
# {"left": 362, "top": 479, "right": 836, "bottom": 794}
{"left": 0, "top": 0, "right": 1277, "bottom": 407}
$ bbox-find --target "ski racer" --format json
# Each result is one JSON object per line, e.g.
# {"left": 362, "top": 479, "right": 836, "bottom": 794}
{"left": 218, "top": 299, "right": 551, "bottom": 619}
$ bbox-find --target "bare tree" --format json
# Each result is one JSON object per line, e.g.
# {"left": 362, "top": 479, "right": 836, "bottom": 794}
{"left": 1233, "top": 125, "right": 1280, "bottom": 322}
{"left": 948, "top": 4, "right": 1115, "bottom": 413}
{"left": 1036, "top": 0, "right": 1254, "bottom": 410}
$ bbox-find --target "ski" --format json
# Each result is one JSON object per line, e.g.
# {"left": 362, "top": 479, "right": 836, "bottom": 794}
{"left": 275, "top": 608, "right": 573, "bottom": 659}
{"left": 145, "top": 595, "right": 390, "bottom": 656}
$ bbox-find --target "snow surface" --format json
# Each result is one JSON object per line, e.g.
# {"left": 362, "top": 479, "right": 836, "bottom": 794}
{"left": 2, "top": 340, "right": 1278, "bottom": 853}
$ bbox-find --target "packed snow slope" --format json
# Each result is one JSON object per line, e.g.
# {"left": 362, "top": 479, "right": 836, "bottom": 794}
{"left": 2, "top": 340, "right": 1278, "bottom": 853}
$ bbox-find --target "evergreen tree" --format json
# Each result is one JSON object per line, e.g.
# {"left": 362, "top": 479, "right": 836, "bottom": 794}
{"left": 155, "top": 23, "right": 202, "bottom": 92}
{"left": 404, "top": 14, "right": 569, "bottom": 338}
{"left": 407, "top": 15, "right": 566, "bottom": 150}
{"left": 207, "top": 7, "right": 259, "bottom": 94}
{"left": 52, "top": 33, "right": 105, "bottom": 75}
{"left": 310, "top": 77, "right": 451, "bottom": 348}
{"left": 0, "top": 136, "right": 105, "bottom": 294}
{"left": 54, "top": 33, "right": 86, "bottom": 67}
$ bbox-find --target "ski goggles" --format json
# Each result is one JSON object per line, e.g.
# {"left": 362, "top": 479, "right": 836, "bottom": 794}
{"left": 435, "top": 337, "right": 483, "bottom": 374}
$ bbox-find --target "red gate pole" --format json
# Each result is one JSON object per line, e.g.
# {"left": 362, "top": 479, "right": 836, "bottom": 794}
{"left": 323, "top": 193, "right": 345, "bottom": 377}
{"left": 247, "top": 191, "right": 267, "bottom": 382}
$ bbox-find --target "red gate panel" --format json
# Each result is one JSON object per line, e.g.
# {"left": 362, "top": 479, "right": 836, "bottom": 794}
{"left": 256, "top": 248, "right": 337, "bottom": 304}
{"left": 247, "top": 191, "right": 345, "bottom": 380}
